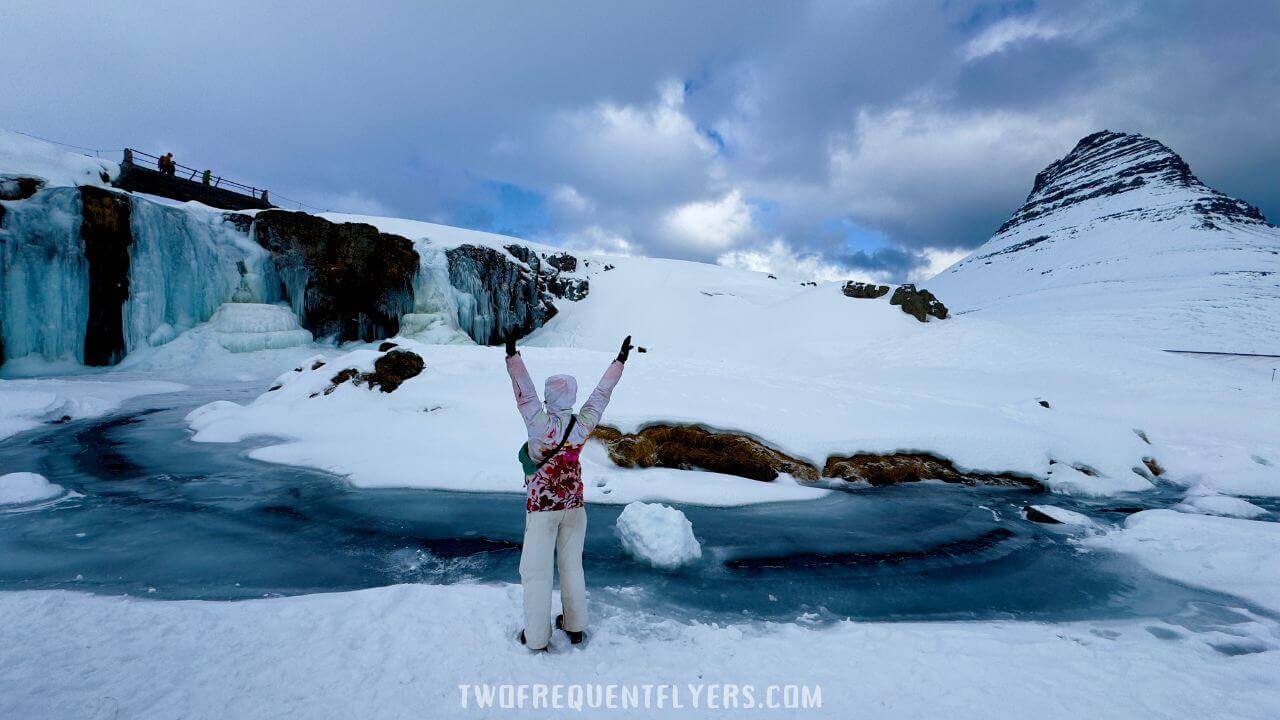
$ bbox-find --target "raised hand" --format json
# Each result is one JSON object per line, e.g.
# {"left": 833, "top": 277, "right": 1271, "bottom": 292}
{"left": 616, "top": 335, "right": 634, "bottom": 363}
{"left": 505, "top": 336, "right": 518, "bottom": 357}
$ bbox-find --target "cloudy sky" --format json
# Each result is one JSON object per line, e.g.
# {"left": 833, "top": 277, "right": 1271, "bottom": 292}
{"left": 3, "top": 0, "right": 1277, "bottom": 281}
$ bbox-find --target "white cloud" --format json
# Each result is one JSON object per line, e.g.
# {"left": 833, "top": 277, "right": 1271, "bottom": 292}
{"left": 718, "top": 238, "right": 875, "bottom": 284}
{"left": 962, "top": 17, "right": 1065, "bottom": 61}
{"left": 661, "top": 190, "right": 756, "bottom": 253}
{"left": 529, "top": 80, "right": 722, "bottom": 206}
{"left": 555, "top": 225, "right": 635, "bottom": 257}
{"left": 825, "top": 105, "right": 1094, "bottom": 237}
{"left": 908, "top": 247, "right": 969, "bottom": 283}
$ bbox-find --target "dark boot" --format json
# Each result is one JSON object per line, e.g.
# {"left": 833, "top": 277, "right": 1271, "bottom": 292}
{"left": 518, "top": 629, "right": 548, "bottom": 652}
{"left": 556, "top": 614, "right": 584, "bottom": 645}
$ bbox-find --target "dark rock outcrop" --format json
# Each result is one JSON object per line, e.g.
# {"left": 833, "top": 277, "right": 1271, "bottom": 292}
{"left": 823, "top": 452, "right": 1041, "bottom": 489}
{"left": 842, "top": 281, "right": 890, "bottom": 299}
{"left": 592, "top": 425, "right": 819, "bottom": 482}
{"left": 0, "top": 175, "right": 44, "bottom": 201}
{"left": 889, "top": 284, "right": 948, "bottom": 322}
{"left": 366, "top": 349, "right": 424, "bottom": 392}
{"left": 79, "top": 187, "right": 133, "bottom": 366}
{"left": 323, "top": 349, "right": 425, "bottom": 394}
{"left": 445, "top": 244, "right": 588, "bottom": 345}
{"left": 252, "top": 211, "right": 418, "bottom": 343}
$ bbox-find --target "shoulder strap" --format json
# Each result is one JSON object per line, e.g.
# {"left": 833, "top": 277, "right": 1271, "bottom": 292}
{"left": 533, "top": 414, "right": 578, "bottom": 472}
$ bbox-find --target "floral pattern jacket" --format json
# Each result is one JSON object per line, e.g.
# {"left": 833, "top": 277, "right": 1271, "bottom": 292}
{"left": 506, "top": 354, "right": 624, "bottom": 512}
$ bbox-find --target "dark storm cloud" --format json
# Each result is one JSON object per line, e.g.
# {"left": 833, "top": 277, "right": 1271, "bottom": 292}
{"left": 1, "top": 0, "right": 1276, "bottom": 281}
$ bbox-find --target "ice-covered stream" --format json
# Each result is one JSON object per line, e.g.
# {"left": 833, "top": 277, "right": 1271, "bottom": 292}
{"left": 0, "top": 384, "right": 1268, "bottom": 628}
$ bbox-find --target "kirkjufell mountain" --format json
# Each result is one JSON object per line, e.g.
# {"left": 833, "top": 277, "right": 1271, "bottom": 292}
{"left": 932, "top": 130, "right": 1280, "bottom": 351}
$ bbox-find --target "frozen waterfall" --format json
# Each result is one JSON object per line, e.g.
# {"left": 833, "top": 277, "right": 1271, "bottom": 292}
{"left": 0, "top": 187, "right": 89, "bottom": 363}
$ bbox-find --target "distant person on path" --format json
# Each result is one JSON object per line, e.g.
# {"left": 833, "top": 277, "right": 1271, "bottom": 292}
{"left": 202, "top": 169, "right": 211, "bottom": 186}
{"left": 505, "top": 334, "right": 632, "bottom": 651}
{"left": 159, "top": 153, "right": 176, "bottom": 176}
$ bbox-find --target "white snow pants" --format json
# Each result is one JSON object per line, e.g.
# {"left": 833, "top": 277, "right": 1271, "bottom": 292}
{"left": 520, "top": 507, "right": 588, "bottom": 649}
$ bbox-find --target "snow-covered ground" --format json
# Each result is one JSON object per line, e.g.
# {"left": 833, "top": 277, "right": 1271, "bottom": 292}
{"left": 1, "top": 579, "right": 1277, "bottom": 720}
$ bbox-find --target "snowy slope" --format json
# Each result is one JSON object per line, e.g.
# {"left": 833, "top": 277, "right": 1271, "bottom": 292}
{"left": 3, "top": 584, "right": 1278, "bottom": 720}
{"left": 931, "top": 131, "right": 1280, "bottom": 352}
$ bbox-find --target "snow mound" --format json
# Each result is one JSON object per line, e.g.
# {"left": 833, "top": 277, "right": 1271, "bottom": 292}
{"left": 0, "top": 130, "right": 117, "bottom": 189}
{"left": 1174, "top": 485, "right": 1268, "bottom": 519}
{"left": 210, "top": 304, "right": 314, "bottom": 353}
{"left": 0, "top": 472, "right": 65, "bottom": 505}
{"left": 615, "top": 502, "right": 702, "bottom": 569}
{"left": 1088, "top": 509, "right": 1280, "bottom": 612}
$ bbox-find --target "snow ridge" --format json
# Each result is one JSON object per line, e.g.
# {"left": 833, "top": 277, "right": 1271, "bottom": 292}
{"left": 997, "top": 130, "right": 1268, "bottom": 236}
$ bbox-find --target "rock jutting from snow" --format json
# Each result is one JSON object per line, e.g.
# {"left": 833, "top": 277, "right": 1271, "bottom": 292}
{"left": 324, "top": 349, "right": 425, "bottom": 395}
{"left": 841, "top": 281, "right": 890, "bottom": 299}
{"left": 889, "top": 284, "right": 949, "bottom": 322}
{"left": 0, "top": 175, "right": 44, "bottom": 201}
{"left": 251, "top": 211, "right": 419, "bottom": 343}
{"left": 592, "top": 424, "right": 820, "bottom": 482}
{"left": 592, "top": 423, "right": 1045, "bottom": 490}
{"left": 823, "top": 452, "right": 1041, "bottom": 489}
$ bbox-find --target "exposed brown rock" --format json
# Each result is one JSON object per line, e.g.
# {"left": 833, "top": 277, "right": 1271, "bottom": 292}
{"left": 378, "top": 341, "right": 399, "bottom": 352}
{"left": 1142, "top": 457, "right": 1165, "bottom": 476}
{"left": 823, "top": 452, "right": 1042, "bottom": 488}
{"left": 79, "top": 186, "right": 133, "bottom": 366}
{"left": 366, "top": 349, "right": 425, "bottom": 392}
{"left": 322, "top": 350, "right": 424, "bottom": 395}
{"left": 591, "top": 425, "right": 819, "bottom": 482}
{"left": 252, "top": 211, "right": 419, "bottom": 343}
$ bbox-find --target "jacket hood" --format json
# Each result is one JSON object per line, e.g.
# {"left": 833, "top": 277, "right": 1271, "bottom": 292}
{"left": 543, "top": 374, "right": 578, "bottom": 413}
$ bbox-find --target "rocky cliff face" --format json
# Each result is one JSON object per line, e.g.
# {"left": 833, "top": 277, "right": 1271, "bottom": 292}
{"left": 250, "top": 211, "right": 419, "bottom": 343}
{"left": 78, "top": 187, "right": 133, "bottom": 366}
{"left": 444, "top": 243, "right": 588, "bottom": 345}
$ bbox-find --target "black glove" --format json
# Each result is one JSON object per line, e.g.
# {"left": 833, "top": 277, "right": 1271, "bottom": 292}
{"left": 505, "top": 336, "right": 517, "bottom": 357}
{"left": 616, "top": 335, "right": 633, "bottom": 363}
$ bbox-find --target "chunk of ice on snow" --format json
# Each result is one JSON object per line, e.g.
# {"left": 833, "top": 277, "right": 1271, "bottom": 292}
{"left": 615, "top": 502, "right": 702, "bottom": 569}
{"left": 0, "top": 472, "right": 65, "bottom": 505}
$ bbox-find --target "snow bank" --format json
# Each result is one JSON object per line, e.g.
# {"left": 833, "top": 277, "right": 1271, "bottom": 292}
{"left": 0, "top": 472, "right": 64, "bottom": 505}
{"left": 1174, "top": 485, "right": 1268, "bottom": 519}
{"left": 615, "top": 502, "right": 702, "bottom": 569}
{"left": 1088, "top": 509, "right": 1280, "bottom": 613}
{"left": 0, "top": 130, "right": 116, "bottom": 189}
{"left": 0, "top": 378, "right": 185, "bottom": 440}
{"left": 2, "top": 584, "right": 1277, "bottom": 720}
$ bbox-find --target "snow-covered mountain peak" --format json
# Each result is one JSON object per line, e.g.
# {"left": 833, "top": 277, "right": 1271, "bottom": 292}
{"left": 998, "top": 130, "right": 1268, "bottom": 237}
{"left": 932, "top": 130, "right": 1280, "bottom": 351}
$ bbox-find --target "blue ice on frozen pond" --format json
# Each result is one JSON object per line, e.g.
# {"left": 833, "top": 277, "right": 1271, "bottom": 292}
{"left": 0, "top": 384, "right": 1265, "bottom": 628}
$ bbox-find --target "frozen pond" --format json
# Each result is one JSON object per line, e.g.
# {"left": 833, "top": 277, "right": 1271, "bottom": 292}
{"left": 0, "top": 384, "right": 1266, "bottom": 628}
